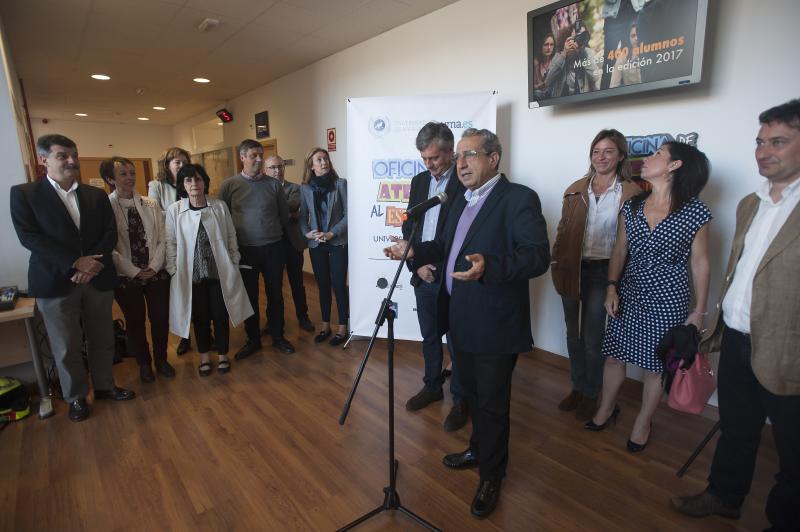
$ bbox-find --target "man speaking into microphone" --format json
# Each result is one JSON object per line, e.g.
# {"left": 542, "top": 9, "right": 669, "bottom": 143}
{"left": 386, "top": 128, "right": 550, "bottom": 518}
{"left": 401, "top": 122, "right": 467, "bottom": 431}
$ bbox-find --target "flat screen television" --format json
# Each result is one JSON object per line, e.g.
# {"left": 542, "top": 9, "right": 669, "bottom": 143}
{"left": 527, "top": 0, "right": 708, "bottom": 108}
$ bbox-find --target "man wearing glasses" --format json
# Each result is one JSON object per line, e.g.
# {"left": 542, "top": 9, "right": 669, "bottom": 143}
{"left": 264, "top": 155, "right": 314, "bottom": 334}
{"left": 402, "top": 122, "right": 467, "bottom": 432}
{"left": 385, "top": 129, "right": 550, "bottom": 518}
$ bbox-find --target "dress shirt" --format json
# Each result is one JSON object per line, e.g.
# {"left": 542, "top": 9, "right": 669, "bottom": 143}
{"left": 47, "top": 175, "right": 80, "bottom": 229}
{"left": 420, "top": 165, "right": 454, "bottom": 242}
{"left": 582, "top": 176, "right": 623, "bottom": 259}
{"left": 464, "top": 173, "right": 501, "bottom": 206}
{"left": 722, "top": 177, "right": 800, "bottom": 333}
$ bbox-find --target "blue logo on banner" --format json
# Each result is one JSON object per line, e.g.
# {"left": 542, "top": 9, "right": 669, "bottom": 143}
{"left": 369, "top": 116, "right": 391, "bottom": 137}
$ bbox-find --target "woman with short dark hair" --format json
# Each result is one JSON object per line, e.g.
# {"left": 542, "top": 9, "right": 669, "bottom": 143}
{"left": 165, "top": 164, "right": 253, "bottom": 376}
{"left": 587, "top": 142, "right": 712, "bottom": 453}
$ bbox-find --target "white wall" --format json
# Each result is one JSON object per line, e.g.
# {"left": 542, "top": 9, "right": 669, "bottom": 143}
{"left": 31, "top": 118, "right": 174, "bottom": 171}
{"left": 173, "top": 0, "right": 797, "bottom": 359}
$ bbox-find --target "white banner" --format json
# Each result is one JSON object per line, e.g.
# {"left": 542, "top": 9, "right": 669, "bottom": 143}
{"left": 346, "top": 91, "right": 497, "bottom": 341}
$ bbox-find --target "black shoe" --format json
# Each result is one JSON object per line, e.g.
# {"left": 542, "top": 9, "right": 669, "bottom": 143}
{"left": 198, "top": 361, "right": 213, "bottom": 377}
{"left": 94, "top": 386, "right": 136, "bottom": 401}
{"left": 299, "top": 317, "right": 315, "bottom": 332}
{"left": 329, "top": 334, "right": 346, "bottom": 346}
{"left": 68, "top": 397, "right": 90, "bottom": 422}
{"left": 670, "top": 491, "right": 741, "bottom": 519}
{"left": 155, "top": 360, "right": 176, "bottom": 378}
{"left": 470, "top": 479, "right": 501, "bottom": 519}
{"left": 176, "top": 338, "right": 191, "bottom": 356}
{"left": 235, "top": 339, "right": 262, "bottom": 360}
{"left": 139, "top": 364, "right": 155, "bottom": 384}
{"left": 273, "top": 337, "right": 296, "bottom": 354}
{"left": 627, "top": 424, "right": 651, "bottom": 453}
{"left": 443, "top": 402, "right": 469, "bottom": 432}
{"left": 584, "top": 405, "right": 620, "bottom": 432}
{"left": 443, "top": 448, "right": 478, "bottom": 469}
{"left": 217, "top": 357, "right": 231, "bottom": 374}
{"left": 314, "top": 330, "right": 331, "bottom": 343}
{"left": 405, "top": 386, "right": 444, "bottom": 411}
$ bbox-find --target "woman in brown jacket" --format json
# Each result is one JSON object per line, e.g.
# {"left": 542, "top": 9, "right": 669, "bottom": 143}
{"left": 550, "top": 129, "right": 640, "bottom": 419}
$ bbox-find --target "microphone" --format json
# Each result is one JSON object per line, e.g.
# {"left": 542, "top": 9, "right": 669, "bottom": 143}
{"left": 402, "top": 192, "right": 448, "bottom": 220}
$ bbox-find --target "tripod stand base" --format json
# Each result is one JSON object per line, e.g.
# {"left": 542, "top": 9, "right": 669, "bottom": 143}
{"left": 336, "top": 461, "right": 442, "bottom": 532}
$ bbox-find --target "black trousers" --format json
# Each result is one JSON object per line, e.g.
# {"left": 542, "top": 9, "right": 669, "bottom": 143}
{"left": 114, "top": 276, "right": 170, "bottom": 367}
{"left": 191, "top": 279, "right": 229, "bottom": 355}
{"left": 453, "top": 348, "right": 518, "bottom": 482}
{"left": 240, "top": 242, "right": 285, "bottom": 341}
{"left": 708, "top": 326, "right": 800, "bottom": 531}
{"left": 283, "top": 236, "right": 309, "bottom": 321}
{"left": 309, "top": 243, "right": 349, "bottom": 324}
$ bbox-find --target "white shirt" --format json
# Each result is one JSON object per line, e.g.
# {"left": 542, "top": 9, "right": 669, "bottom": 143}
{"left": 47, "top": 175, "right": 80, "bottom": 229}
{"left": 464, "top": 173, "right": 501, "bottom": 206}
{"left": 420, "top": 165, "right": 454, "bottom": 242}
{"left": 582, "top": 177, "right": 623, "bottom": 260}
{"left": 722, "top": 177, "right": 800, "bottom": 333}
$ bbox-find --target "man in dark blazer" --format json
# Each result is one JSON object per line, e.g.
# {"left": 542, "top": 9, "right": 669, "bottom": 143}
{"left": 265, "top": 154, "right": 314, "bottom": 333}
{"left": 401, "top": 122, "right": 468, "bottom": 432}
{"left": 386, "top": 128, "right": 550, "bottom": 518}
{"left": 10, "top": 134, "right": 135, "bottom": 422}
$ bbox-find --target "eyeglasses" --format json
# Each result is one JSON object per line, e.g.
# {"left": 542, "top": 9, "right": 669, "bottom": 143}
{"left": 265, "top": 165, "right": 285, "bottom": 171}
{"left": 454, "top": 150, "right": 489, "bottom": 162}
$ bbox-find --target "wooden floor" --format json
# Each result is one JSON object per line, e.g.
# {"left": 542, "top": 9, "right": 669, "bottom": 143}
{"left": 0, "top": 277, "right": 778, "bottom": 531}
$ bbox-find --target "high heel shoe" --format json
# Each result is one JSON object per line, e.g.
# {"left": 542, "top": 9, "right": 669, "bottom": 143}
{"left": 626, "top": 424, "right": 651, "bottom": 453}
{"left": 584, "top": 405, "right": 620, "bottom": 432}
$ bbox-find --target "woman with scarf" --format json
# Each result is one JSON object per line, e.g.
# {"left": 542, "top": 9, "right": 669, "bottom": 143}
{"left": 299, "top": 147, "right": 349, "bottom": 346}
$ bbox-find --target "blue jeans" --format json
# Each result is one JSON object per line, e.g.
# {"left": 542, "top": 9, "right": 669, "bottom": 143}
{"left": 561, "top": 260, "right": 609, "bottom": 398}
{"left": 414, "top": 280, "right": 463, "bottom": 403}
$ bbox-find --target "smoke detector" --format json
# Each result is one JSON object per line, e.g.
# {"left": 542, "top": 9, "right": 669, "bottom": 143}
{"left": 198, "top": 18, "right": 219, "bottom": 32}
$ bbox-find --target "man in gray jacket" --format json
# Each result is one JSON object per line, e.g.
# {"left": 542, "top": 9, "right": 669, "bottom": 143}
{"left": 265, "top": 154, "right": 314, "bottom": 333}
{"left": 219, "top": 140, "right": 294, "bottom": 357}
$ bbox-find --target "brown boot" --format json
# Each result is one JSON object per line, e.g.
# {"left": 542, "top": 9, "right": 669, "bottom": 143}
{"left": 558, "top": 390, "right": 582, "bottom": 411}
{"left": 575, "top": 395, "right": 598, "bottom": 420}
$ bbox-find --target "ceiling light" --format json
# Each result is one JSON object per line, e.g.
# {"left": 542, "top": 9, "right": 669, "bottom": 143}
{"left": 193, "top": 77, "right": 211, "bottom": 83}
{"left": 137, "top": 117, "right": 150, "bottom": 121}
{"left": 152, "top": 106, "right": 166, "bottom": 111}
{"left": 217, "top": 122, "right": 223, "bottom": 126}
{"left": 91, "top": 74, "right": 111, "bottom": 80}
{"left": 75, "top": 113, "right": 88, "bottom": 117}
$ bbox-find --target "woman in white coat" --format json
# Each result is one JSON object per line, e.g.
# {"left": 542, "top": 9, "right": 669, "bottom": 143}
{"left": 165, "top": 164, "right": 253, "bottom": 376}
{"left": 102, "top": 157, "right": 174, "bottom": 384}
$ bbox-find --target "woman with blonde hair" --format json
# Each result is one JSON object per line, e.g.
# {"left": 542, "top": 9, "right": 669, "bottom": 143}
{"left": 299, "top": 147, "right": 349, "bottom": 345}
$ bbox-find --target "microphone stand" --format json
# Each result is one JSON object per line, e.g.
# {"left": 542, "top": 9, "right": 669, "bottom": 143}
{"left": 336, "top": 217, "right": 441, "bottom": 532}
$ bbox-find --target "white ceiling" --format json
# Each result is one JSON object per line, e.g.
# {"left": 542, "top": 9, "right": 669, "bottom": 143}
{"left": 0, "top": 0, "right": 458, "bottom": 125}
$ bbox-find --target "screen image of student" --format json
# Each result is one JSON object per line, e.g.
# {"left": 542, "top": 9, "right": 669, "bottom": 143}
{"left": 545, "top": 21, "right": 599, "bottom": 97}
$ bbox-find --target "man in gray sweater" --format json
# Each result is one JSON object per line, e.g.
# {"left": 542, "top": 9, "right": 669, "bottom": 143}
{"left": 219, "top": 139, "right": 294, "bottom": 357}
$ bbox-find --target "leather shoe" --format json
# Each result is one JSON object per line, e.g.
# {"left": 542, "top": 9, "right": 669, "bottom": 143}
{"left": 558, "top": 390, "right": 583, "bottom": 411}
{"left": 314, "top": 330, "right": 332, "bottom": 343}
{"left": 155, "top": 360, "right": 176, "bottom": 378}
{"left": 176, "top": 337, "right": 191, "bottom": 356}
{"left": 94, "top": 386, "right": 136, "bottom": 401}
{"left": 443, "top": 402, "right": 469, "bottom": 432}
{"left": 273, "top": 337, "right": 296, "bottom": 354}
{"left": 299, "top": 316, "right": 315, "bottom": 332}
{"left": 329, "top": 334, "right": 346, "bottom": 346}
{"left": 139, "top": 364, "right": 155, "bottom": 384}
{"left": 235, "top": 339, "right": 262, "bottom": 360}
{"left": 670, "top": 491, "right": 741, "bottom": 519}
{"left": 470, "top": 479, "right": 501, "bottom": 518}
{"left": 405, "top": 386, "right": 443, "bottom": 411}
{"left": 68, "top": 397, "right": 90, "bottom": 422}
{"left": 442, "top": 448, "right": 478, "bottom": 469}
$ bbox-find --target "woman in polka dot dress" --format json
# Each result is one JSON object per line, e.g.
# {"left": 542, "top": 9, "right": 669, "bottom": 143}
{"left": 587, "top": 141, "right": 712, "bottom": 453}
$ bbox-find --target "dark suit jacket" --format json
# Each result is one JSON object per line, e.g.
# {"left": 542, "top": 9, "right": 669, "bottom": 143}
{"left": 10, "top": 179, "right": 118, "bottom": 297}
{"left": 401, "top": 167, "right": 465, "bottom": 287}
{"left": 413, "top": 175, "right": 550, "bottom": 354}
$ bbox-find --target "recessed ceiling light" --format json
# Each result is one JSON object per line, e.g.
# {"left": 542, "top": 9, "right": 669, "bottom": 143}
{"left": 137, "top": 117, "right": 150, "bottom": 121}
{"left": 193, "top": 77, "right": 211, "bottom": 83}
{"left": 217, "top": 122, "right": 223, "bottom": 126}
{"left": 75, "top": 113, "right": 88, "bottom": 117}
{"left": 152, "top": 106, "right": 166, "bottom": 111}
{"left": 91, "top": 74, "right": 111, "bottom": 80}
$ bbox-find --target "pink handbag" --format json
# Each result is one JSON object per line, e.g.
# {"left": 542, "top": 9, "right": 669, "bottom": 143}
{"left": 667, "top": 353, "right": 716, "bottom": 415}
